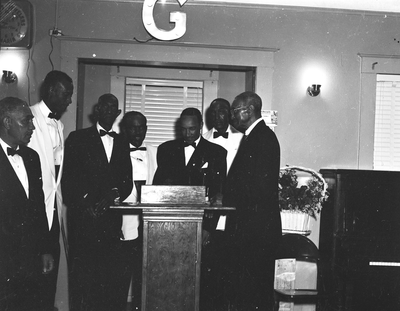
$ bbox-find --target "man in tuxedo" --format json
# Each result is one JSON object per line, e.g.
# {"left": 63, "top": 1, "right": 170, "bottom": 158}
{"left": 202, "top": 98, "right": 244, "bottom": 310}
{"left": 115, "top": 111, "right": 158, "bottom": 310}
{"left": 153, "top": 107, "right": 227, "bottom": 311}
{"left": 0, "top": 97, "right": 54, "bottom": 310}
{"left": 223, "top": 91, "right": 281, "bottom": 310}
{"left": 203, "top": 98, "right": 243, "bottom": 174}
{"left": 153, "top": 107, "right": 227, "bottom": 203}
{"left": 62, "top": 93, "right": 133, "bottom": 311}
{"left": 28, "top": 70, "right": 73, "bottom": 310}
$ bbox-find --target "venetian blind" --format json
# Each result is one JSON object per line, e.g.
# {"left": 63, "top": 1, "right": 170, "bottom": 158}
{"left": 374, "top": 74, "right": 400, "bottom": 170}
{"left": 125, "top": 78, "right": 203, "bottom": 146}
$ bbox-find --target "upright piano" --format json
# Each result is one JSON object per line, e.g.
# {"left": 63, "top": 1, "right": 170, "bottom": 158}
{"left": 320, "top": 169, "right": 400, "bottom": 311}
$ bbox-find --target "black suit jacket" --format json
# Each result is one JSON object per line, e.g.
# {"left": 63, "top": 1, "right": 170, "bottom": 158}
{"left": 0, "top": 145, "right": 50, "bottom": 280}
{"left": 153, "top": 137, "right": 227, "bottom": 199}
{"left": 223, "top": 120, "right": 281, "bottom": 243}
{"left": 62, "top": 126, "right": 133, "bottom": 246}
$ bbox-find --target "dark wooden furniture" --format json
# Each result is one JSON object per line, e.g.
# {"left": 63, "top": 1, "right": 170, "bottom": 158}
{"left": 319, "top": 169, "right": 400, "bottom": 311}
{"left": 113, "top": 202, "right": 233, "bottom": 311}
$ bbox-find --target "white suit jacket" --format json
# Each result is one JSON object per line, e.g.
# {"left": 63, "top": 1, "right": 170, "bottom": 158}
{"left": 203, "top": 125, "right": 243, "bottom": 173}
{"left": 203, "top": 125, "right": 242, "bottom": 230}
{"left": 29, "top": 101, "right": 70, "bottom": 311}
{"left": 145, "top": 144, "right": 158, "bottom": 184}
{"left": 122, "top": 143, "right": 157, "bottom": 240}
{"left": 28, "top": 101, "right": 64, "bottom": 229}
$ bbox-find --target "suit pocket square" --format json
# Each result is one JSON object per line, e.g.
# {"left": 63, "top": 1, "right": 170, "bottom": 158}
{"left": 201, "top": 162, "right": 208, "bottom": 169}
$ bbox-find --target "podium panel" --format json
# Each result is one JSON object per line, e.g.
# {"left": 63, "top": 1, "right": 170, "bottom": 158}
{"left": 142, "top": 208, "right": 203, "bottom": 311}
{"left": 112, "top": 188, "right": 233, "bottom": 311}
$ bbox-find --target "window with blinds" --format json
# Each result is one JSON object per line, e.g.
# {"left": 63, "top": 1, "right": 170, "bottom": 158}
{"left": 125, "top": 78, "right": 203, "bottom": 146}
{"left": 374, "top": 74, "right": 400, "bottom": 170}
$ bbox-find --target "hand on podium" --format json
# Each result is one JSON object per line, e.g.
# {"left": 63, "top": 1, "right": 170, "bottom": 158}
{"left": 209, "top": 192, "right": 223, "bottom": 207}
{"left": 90, "top": 188, "right": 120, "bottom": 218}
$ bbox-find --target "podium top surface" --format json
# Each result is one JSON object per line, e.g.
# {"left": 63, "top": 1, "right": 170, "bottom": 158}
{"left": 111, "top": 202, "right": 235, "bottom": 210}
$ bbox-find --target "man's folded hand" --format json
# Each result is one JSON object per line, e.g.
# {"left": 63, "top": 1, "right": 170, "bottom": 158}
{"left": 91, "top": 188, "right": 120, "bottom": 218}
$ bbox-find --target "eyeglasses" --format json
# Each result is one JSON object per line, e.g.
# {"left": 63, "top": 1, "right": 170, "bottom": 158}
{"left": 231, "top": 106, "right": 248, "bottom": 114}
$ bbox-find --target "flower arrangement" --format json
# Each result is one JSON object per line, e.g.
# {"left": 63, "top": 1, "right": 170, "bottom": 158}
{"left": 278, "top": 166, "right": 329, "bottom": 220}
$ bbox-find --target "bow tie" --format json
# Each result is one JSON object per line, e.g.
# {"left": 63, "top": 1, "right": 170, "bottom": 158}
{"left": 7, "top": 147, "right": 22, "bottom": 157}
{"left": 99, "top": 129, "right": 117, "bottom": 138}
{"left": 184, "top": 142, "right": 196, "bottom": 148}
{"left": 130, "top": 147, "right": 147, "bottom": 152}
{"left": 213, "top": 132, "right": 229, "bottom": 139}
{"left": 48, "top": 112, "right": 59, "bottom": 120}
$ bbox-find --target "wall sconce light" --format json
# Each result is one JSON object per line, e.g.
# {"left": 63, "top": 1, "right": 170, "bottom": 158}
{"left": 307, "top": 84, "right": 321, "bottom": 97}
{"left": 2, "top": 71, "right": 18, "bottom": 84}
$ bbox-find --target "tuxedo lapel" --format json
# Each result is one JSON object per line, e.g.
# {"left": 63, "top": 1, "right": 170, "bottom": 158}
{"left": 110, "top": 135, "right": 125, "bottom": 164}
{"left": 0, "top": 147, "right": 28, "bottom": 199}
{"left": 233, "top": 122, "right": 263, "bottom": 157}
{"left": 174, "top": 139, "right": 186, "bottom": 167}
{"left": 21, "top": 147, "right": 42, "bottom": 201}
{"left": 229, "top": 134, "right": 247, "bottom": 175}
{"left": 187, "top": 137, "right": 207, "bottom": 168}
{"left": 88, "top": 126, "right": 109, "bottom": 165}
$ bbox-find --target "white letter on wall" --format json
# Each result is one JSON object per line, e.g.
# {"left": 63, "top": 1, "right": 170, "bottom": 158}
{"left": 142, "top": 0, "right": 188, "bottom": 41}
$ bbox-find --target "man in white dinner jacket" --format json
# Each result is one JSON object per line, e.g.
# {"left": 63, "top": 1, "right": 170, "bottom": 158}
{"left": 115, "top": 111, "right": 157, "bottom": 310}
{"left": 28, "top": 70, "right": 73, "bottom": 311}
{"left": 203, "top": 98, "right": 243, "bottom": 174}
{"left": 202, "top": 98, "right": 243, "bottom": 310}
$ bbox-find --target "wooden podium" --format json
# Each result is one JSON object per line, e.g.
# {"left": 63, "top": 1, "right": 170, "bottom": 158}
{"left": 112, "top": 186, "right": 233, "bottom": 311}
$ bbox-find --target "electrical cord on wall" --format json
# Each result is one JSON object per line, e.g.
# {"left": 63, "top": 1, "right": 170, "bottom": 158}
{"left": 26, "top": 48, "right": 32, "bottom": 106}
{"left": 48, "top": 35, "right": 55, "bottom": 71}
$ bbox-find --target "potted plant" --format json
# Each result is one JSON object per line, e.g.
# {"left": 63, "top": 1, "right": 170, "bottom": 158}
{"left": 278, "top": 166, "right": 329, "bottom": 234}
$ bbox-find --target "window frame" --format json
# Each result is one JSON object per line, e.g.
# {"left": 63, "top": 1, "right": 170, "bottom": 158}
{"left": 124, "top": 78, "right": 204, "bottom": 146}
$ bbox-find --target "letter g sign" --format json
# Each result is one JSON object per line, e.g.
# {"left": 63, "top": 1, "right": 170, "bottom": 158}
{"left": 142, "top": 0, "right": 188, "bottom": 41}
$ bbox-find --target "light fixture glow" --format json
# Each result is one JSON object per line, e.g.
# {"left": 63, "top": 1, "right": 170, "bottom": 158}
{"left": 2, "top": 71, "right": 18, "bottom": 84}
{"left": 0, "top": 52, "right": 24, "bottom": 79}
{"left": 307, "top": 84, "right": 321, "bottom": 97}
{"left": 300, "top": 63, "right": 328, "bottom": 97}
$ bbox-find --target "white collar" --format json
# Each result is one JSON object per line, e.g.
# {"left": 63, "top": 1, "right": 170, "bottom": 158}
{"left": 185, "top": 136, "right": 201, "bottom": 147}
{"left": 96, "top": 122, "right": 117, "bottom": 134}
{"left": 245, "top": 118, "right": 264, "bottom": 136}
{"left": 38, "top": 100, "right": 52, "bottom": 118}
{"left": 0, "top": 138, "right": 18, "bottom": 156}
{"left": 130, "top": 142, "right": 146, "bottom": 148}
{"left": 212, "top": 126, "right": 232, "bottom": 134}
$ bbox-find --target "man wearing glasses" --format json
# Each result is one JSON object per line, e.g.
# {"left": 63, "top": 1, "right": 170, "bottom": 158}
{"left": 223, "top": 91, "right": 281, "bottom": 311}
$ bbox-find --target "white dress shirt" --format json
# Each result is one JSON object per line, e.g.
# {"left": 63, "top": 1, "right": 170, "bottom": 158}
{"left": 203, "top": 125, "right": 244, "bottom": 230}
{"left": 97, "top": 123, "right": 115, "bottom": 162}
{"left": 184, "top": 136, "right": 201, "bottom": 165}
{"left": 203, "top": 125, "right": 243, "bottom": 173}
{"left": 245, "top": 117, "right": 264, "bottom": 136}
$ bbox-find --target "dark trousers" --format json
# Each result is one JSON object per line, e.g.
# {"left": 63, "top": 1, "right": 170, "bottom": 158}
{"left": 225, "top": 232, "right": 278, "bottom": 311}
{"left": 112, "top": 238, "right": 142, "bottom": 311}
{"left": 200, "top": 230, "right": 230, "bottom": 311}
{"left": 0, "top": 270, "right": 44, "bottom": 311}
{"left": 40, "top": 208, "right": 60, "bottom": 311}
{"left": 69, "top": 238, "right": 120, "bottom": 311}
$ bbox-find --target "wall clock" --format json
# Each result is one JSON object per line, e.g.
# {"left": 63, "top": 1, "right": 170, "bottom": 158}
{"left": 0, "top": 0, "right": 33, "bottom": 49}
